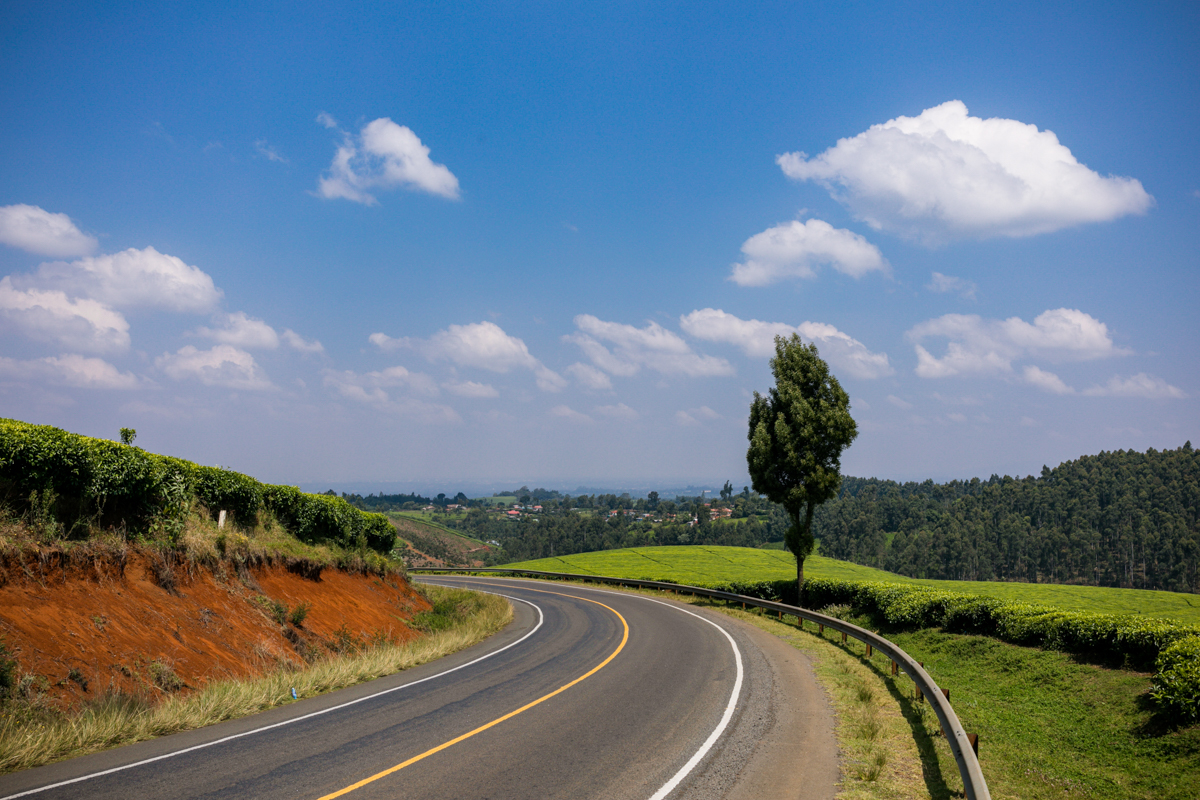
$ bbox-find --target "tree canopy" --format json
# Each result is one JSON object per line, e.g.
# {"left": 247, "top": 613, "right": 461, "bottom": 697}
{"left": 747, "top": 334, "right": 857, "bottom": 585}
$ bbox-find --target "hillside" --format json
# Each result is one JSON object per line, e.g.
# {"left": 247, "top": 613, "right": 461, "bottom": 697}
{"left": 814, "top": 444, "right": 1199, "bottom": 592}
{"left": 506, "top": 546, "right": 1200, "bottom": 625}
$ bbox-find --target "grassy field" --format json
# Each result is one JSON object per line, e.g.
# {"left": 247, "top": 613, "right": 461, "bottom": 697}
{"left": 505, "top": 546, "right": 1200, "bottom": 624}
{"left": 387, "top": 511, "right": 489, "bottom": 547}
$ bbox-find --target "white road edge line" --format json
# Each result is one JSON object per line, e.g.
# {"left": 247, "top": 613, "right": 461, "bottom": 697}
{"left": 450, "top": 577, "right": 745, "bottom": 800}
{"left": 0, "top": 590, "right": 543, "bottom": 800}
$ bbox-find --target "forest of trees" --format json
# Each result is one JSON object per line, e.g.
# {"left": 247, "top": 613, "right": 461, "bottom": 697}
{"left": 351, "top": 444, "right": 1199, "bottom": 593}
{"left": 455, "top": 496, "right": 793, "bottom": 564}
{"left": 813, "top": 444, "right": 1199, "bottom": 593}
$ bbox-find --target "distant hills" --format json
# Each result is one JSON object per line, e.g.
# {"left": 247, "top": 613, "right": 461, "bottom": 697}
{"left": 814, "top": 444, "right": 1199, "bottom": 593}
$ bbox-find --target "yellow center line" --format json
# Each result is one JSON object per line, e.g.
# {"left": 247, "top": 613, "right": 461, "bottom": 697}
{"left": 316, "top": 584, "right": 629, "bottom": 800}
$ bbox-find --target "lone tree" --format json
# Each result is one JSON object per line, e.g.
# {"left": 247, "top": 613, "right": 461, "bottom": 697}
{"left": 747, "top": 334, "right": 857, "bottom": 587}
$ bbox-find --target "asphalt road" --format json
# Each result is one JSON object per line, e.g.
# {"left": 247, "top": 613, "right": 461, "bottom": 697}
{"left": 0, "top": 577, "right": 838, "bottom": 800}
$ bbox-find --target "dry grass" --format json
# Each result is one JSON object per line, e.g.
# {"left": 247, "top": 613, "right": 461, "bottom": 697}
{"left": 0, "top": 586, "right": 511, "bottom": 773}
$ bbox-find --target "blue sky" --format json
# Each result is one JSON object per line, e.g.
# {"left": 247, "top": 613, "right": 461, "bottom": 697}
{"left": 2, "top": 1, "right": 1197, "bottom": 493}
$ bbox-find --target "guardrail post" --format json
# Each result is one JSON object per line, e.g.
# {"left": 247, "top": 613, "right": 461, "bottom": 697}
{"left": 841, "top": 631, "right": 847, "bottom": 644}
{"left": 891, "top": 660, "right": 898, "bottom": 675}
{"left": 818, "top": 623, "right": 824, "bottom": 634}
{"left": 968, "top": 733, "right": 979, "bottom": 756}
{"left": 866, "top": 644, "right": 873, "bottom": 657}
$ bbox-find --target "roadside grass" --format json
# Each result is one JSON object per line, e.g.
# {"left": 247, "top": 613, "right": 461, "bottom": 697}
{"left": 0, "top": 586, "right": 511, "bottom": 774}
{"left": 506, "top": 546, "right": 1200, "bottom": 624}
{"left": 703, "top": 601, "right": 938, "bottom": 800}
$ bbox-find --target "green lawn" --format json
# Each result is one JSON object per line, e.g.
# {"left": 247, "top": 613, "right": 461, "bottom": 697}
{"left": 505, "top": 546, "right": 1200, "bottom": 624}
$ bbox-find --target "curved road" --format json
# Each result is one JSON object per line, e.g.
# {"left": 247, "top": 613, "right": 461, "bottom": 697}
{"left": 0, "top": 577, "right": 838, "bottom": 800}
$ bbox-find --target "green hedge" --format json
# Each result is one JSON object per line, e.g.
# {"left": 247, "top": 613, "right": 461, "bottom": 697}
{"left": 801, "top": 576, "right": 1200, "bottom": 721}
{"left": 0, "top": 418, "right": 395, "bottom": 555}
{"left": 1151, "top": 635, "right": 1200, "bottom": 722}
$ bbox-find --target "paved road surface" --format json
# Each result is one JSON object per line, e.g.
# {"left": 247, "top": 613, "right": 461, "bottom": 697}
{"left": 0, "top": 577, "right": 838, "bottom": 800}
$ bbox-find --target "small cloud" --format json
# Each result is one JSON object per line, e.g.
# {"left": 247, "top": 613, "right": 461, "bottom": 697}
{"left": 909, "top": 308, "right": 1126, "bottom": 379}
{"left": 566, "top": 315, "right": 734, "bottom": 379}
{"left": 886, "top": 394, "right": 913, "bottom": 410}
{"left": 316, "top": 117, "right": 460, "bottom": 204}
{"left": 1023, "top": 365, "right": 1074, "bottom": 395}
{"left": 680, "top": 308, "right": 893, "bottom": 379}
{"left": 323, "top": 366, "right": 455, "bottom": 421}
{"left": 927, "top": 272, "right": 977, "bottom": 301}
{"left": 156, "top": 345, "right": 273, "bottom": 390}
{"left": 947, "top": 412, "right": 967, "bottom": 423}
{"left": 316, "top": 112, "right": 339, "bottom": 130}
{"left": 0, "top": 354, "right": 140, "bottom": 389}
{"left": 254, "top": 139, "right": 288, "bottom": 163}
{"left": 282, "top": 328, "right": 324, "bottom": 354}
{"left": 564, "top": 222, "right": 579, "bottom": 232}
{"left": 0, "top": 277, "right": 129, "bottom": 353}
{"left": 444, "top": 380, "right": 499, "bottom": 398}
{"left": 550, "top": 404, "right": 593, "bottom": 423}
{"left": 21, "top": 246, "right": 222, "bottom": 313}
{"left": 0, "top": 204, "right": 97, "bottom": 257}
{"left": 675, "top": 405, "right": 720, "bottom": 426}
{"left": 374, "top": 321, "right": 564, "bottom": 392}
{"left": 594, "top": 403, "right": 639, "bottom": 420}
{"left": 778, "top": 100, "right": 1153, "bottom": 243}
{"left": 196, "top": 312, "right": 279, "bottom": 349}
{"left": 567, "top": 362, "right": 613, "bottom": 391}
{"left": 729, "top": 219, "right": 888, "bottom": 287}
{"left": 1020, "top": 416, "right": 1038, "bottom": 427}
{"left": 203, "top": 141, "right": 224, "bottom": 153}
{"left": 1082, "top": 373, "right": 1185, "bottom": 399}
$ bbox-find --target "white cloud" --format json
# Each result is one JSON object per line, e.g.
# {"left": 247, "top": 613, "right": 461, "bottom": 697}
{"left": 1023, "top": 365, "right": 1074, "bottom": 395}
{"left": 550, "top": 404, "right": 593, "bottom": 423}
{"left": 594, "top": 403, "right": 639, "bottom": 420}
{"left": 947, "top": 412, "right": 967, "bottom": 423}
{"left": 886, "top": 394, "right": 913, "bottom": 410}
{"left": 1083, "top": 373, "right": 1185, "bottom": 399}
{"left": 316, "top": 118, "right": 460, "bottom": 204}
{"left": 25, "top": 246, "right": 222, "bottom": 312}
{"left": 679, "top": 308, "right": 893, "bottom": 379}
{"left": 927, "top": 272, "right": 977, "bottom": 300}
{"left": 567, "top": 362, "right": 613, "bottom": 391}
{"left": 316, "top": 112, "right": 339, "bottom": 130}
{"left": 0, "top": 204, "right": 97, "bottom": 257}
{"left": 282, "top": 329, "right": 324, "bottom": 354}
{"left": 444, "top": 380, "right": 499, "bottom": 398}
{"left": 909, "top": 308, "right": 1124, "bottom": 378}
{"left": 156, "top": 345, "right": 272, "bottom": 390}
{"left": 323, "top": 368, "right": 459, "bottom": 421}
{"left": 675, "top": 406, "right": 721, "bottom": 426}
{"left": 729, "top": 219, "right": 888, "bottom": 286}
{"left": 567, "top": 315, "right": 734, "bottom": 379}
{"left": 0, "top": 354, "right": 139, "bottom": 389}
{"left": 373, "top": 321, "right": 565, "bottom": 392}
{"left": 254, "top": 140, "right": 288, "bottom": 163}
{"left": 197, "top": 312, "right": 279, "bottom": 349}
{"left": 777, "top": 100, "right": 1153, "bottom": 242}
{"left": 0, "top": 277, "right": 130, "bottom": 353}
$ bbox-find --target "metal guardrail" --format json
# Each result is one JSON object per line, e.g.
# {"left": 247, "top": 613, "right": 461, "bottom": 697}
{"left": 414, "top": 567, "right": 991, "bottom": 800}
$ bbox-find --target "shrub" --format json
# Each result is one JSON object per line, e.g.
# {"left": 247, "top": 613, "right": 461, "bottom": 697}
{"left": 0, "top": 418, "right": 396, "bottom": 555}
{"left": 1151, "top": 635, "right": 1200, "bottom": 722}
{"left": 799, "top": 576, "right": 1200, "bottom": 721}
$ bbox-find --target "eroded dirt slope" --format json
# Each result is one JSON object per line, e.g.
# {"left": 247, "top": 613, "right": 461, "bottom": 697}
{"left": 0, "top": 550, "right": 430, "bottom": 710}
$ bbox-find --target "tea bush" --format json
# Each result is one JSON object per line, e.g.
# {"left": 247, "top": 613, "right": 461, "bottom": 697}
{"left": 0, "top": 418, "right": 395, "bottom": 555}
{"left": 801, "top": 576, "right": 1200, "bottom": 721}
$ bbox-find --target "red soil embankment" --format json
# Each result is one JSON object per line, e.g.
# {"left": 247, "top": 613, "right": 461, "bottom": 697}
{"left": 0, "top": 550, "right": 430, "bottom": 710}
